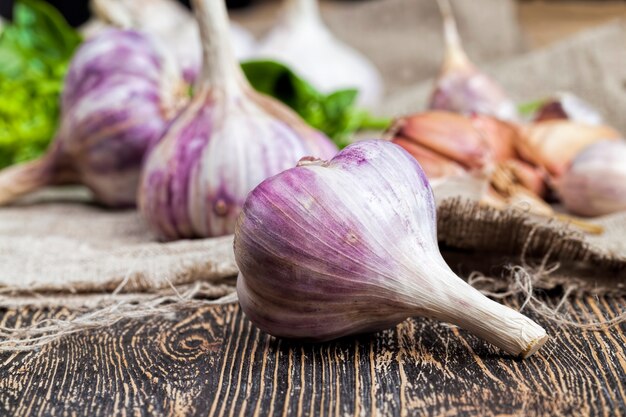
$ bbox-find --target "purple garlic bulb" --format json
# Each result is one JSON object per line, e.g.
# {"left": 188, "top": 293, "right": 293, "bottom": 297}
{"left": 0, "top": 29, "right": 186, "bottom": 207}
{"left": 429, "top": 0, "right": 518, "bottom": 121}
{"left": 138, "top": 0, "right": 337, "bottom": 240}
{"left": 235, "top": 140, "right": 548, "bottom": 358}
{"left": 558, "top": 140, "right": 626, "bottom": 217}
{"left": 89, "top": 0, "right": 256, "bottom": 83}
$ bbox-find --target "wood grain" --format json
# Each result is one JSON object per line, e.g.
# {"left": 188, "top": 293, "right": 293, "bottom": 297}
{"left": 1, "top": 295, "right": 625, "bottom": 416}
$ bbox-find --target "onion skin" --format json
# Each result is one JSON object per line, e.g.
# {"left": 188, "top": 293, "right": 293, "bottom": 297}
{"left": 0, "top": 29, "right": 184, "bottom": 207}
{"left": 235, "top": 140, "right": 547, "bottom": 358}
{"left": 138, "top": 0, "right": 337, "bottom": 240}
{"left": 558, "top": 141, "right": 626, "bottom": 217}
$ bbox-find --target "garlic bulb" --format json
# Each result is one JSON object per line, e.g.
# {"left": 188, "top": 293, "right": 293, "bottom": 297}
{"left": 254, "top": 0, "right": 383, "bottom": 108}
{"left": 517, "top": 120, "right": 621, "bottom": 177}
{"left": 558, "top": 141, "right": 626, "bottom": 217}
{"left": 535, "top": 92, "right": 603, "bottom": 126}
{"left": 138, "top": 0, "right": 337, "bottom": 240}
{"left": 429, "top": 0, "right": 518, "bottom": 121}
{"left": 90, "top": 0, "right": 256, "bottom": 82}
{"left": 235, "top": 140, "right": 547, "bottom": 358}
{"left": 0, "top": 29, "right": 185, "bottom": 207}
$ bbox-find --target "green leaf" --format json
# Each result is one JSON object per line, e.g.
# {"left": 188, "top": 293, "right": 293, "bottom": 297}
{"left": 0, "top": 0, "right": 81, "bottom": 169}
{"left": 518, "top": 99, "right": 546, "bottom": 118}
{"left": 241, "top": 60, "right": 391, "bottom": 148}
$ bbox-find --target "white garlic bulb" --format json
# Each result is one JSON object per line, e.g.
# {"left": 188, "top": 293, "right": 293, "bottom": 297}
{"left": 558, "top": 140, "right": 626, "bottom": 217}
{"left": 254, "top": 0, "right": 383, "bottom": 108}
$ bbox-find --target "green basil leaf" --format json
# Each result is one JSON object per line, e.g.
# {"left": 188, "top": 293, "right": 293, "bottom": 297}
{"left": 242, "top": 60, "right": 390, "bottom": 148}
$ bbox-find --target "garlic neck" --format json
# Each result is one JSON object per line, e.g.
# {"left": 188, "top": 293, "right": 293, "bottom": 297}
{"left": 191, "top": 0, "right": 247, "bottom": 95}
{"left": 415, "top": 259, "right": 548, "bottom": 358}
{"left": 283, "top": 0, "right": 322, "bottom": 26}
{"left": 436, "top": 0, "right": 471, "bottom": 71}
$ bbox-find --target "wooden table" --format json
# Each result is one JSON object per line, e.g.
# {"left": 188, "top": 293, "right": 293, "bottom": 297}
{"left": 1, "top": 294, "right": 625, "bottom": 416}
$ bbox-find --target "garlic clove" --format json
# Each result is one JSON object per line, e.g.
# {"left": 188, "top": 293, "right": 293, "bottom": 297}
{"left": 253, "top": 0, "right": 383, "bottom": 108}
{"left": 235, "top": 140, "right": 548, "bottom": 358}
{"left": 0, "top": 29, "right": 185, "bottom": 207}
{"left": 535, "top": 92, "right": 603, "bottom": 126}
{"left": 557, "top": 140, "right": 626, "bottom": 217}
{"left": 469, "top": 114, "right": 518, "bottom": 163}
{"left": 138, "top": 0, "right": 337, "bottom": 240}
{"left": 390, "top": 111, "right": 492, "bottom": 170}
{"left": 429, "top": 0, "right": 518, "bottom": 121}
{"left": 516, "top": 120, "right": 621, "bottom": 177}
{"left": 391, "top": 137, "right": 467, "bottom": 179}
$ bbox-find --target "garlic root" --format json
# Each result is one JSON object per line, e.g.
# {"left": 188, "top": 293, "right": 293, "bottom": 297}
{"left": 0, "top": 154, "right": 59, "bottom": 205}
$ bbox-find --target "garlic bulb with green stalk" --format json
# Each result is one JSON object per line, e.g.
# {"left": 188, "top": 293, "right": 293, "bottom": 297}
{"left": 235, "top": 140, "right": 548, "bottom": 358}
{"left": 138, "top": 0, "right": 338, "bottom": 241}
{"left": 558, "top": 140, "right": 626, "bottom": 217}
{"left": 429, "top": 0, "right": 518, "bottom": 121}
{"left": 90, "top": 0, "right": 255, "bottom": 82}
{"left": 254, "top": 0, "right": 383, "bottom": 108}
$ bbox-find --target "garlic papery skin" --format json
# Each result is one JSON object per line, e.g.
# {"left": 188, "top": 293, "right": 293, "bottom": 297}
{"left": 253, "top": 0, "right": 383, "bottom": 108}
{"left": 388, "top": 111, "right": 515, "bottom": 176}
{"left": 90, "top": 0, "right": 255, "bottom": 83}
{"left": 535, "top": 92, "right": 603, "bottom": 126}
{"left": 138, "top": 0, "right": 337, "bottom": 240}
{"left": 558, "top": 141, "right": 626, "bottom": 217}
{"left": 429, "top": 0, "right": 518, "bottom": 121}
{"left": 0, "top": 29, "right": 185, "bottom": 207}
{"left": 235, "top": 140, "right": 548, "bottom": 358}
{"left": 517, "top": 120, "right": 621, "bottom": 177}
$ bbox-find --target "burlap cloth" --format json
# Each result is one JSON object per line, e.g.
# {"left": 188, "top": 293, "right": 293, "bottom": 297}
{"left": 2, "top": 3, "right": 626, "bottom": 307}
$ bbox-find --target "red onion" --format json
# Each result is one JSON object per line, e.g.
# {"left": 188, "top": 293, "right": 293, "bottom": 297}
{"left": 235, "top": 140, "right": 548, "bottom": 358}
{"left": 0, "top": 29, "right": 185, "bottom": 207}
{"left": 138, "top": 0, "right": 337, "bottom": 240}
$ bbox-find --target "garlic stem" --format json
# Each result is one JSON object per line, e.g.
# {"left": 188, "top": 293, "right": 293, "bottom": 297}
{"left": 284, "top": 0, "right": 321, "bottom": 25}
{"left": 422, "top": 261, "right": 548, "bottom": 358}
{"left": 0, "top": 154, "right": 56, "bottom": 205}
{"left": 191, "top": 0, "right": 246, "bottom": 94}
{"left": 436, "top": 0, "right": 470, "bottom": 70}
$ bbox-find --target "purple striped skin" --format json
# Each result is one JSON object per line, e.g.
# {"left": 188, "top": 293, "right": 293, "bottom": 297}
{"left": 429, "top": 65, "right": 518, "bottom": 121}
{"left": 138, "top": 91, "right": 339, "bottom": 240}
{"left": 235, "top": 140, "right": 439, "bottom": 341}
{"left": 52, "top": 29, "right": 183, "bottom": 207}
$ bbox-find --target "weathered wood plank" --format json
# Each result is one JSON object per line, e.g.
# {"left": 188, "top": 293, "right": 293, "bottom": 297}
{"left": 0, "top": 296, "right": 625, "bottom": 417}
